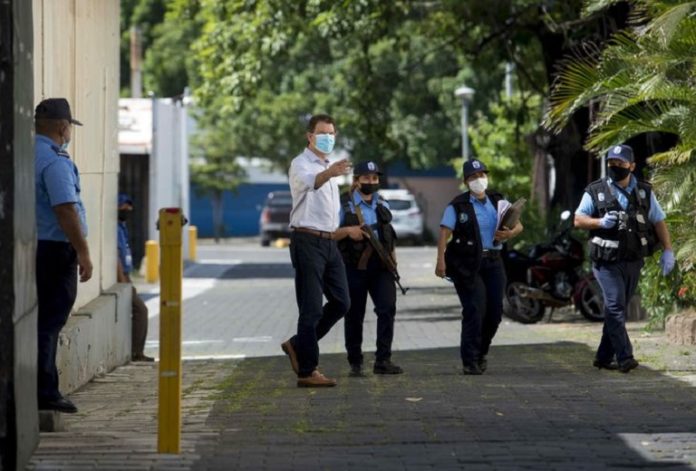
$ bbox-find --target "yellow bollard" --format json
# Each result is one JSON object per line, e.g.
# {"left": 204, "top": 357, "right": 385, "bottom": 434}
{"left": 157, "top": 208, "right": 184, "bottom": 454}
{"left": 188, "top": 225, "right": 197, "bottom": 261}
{"left": 145, "top": 240, "right": 159, "bottom": 283}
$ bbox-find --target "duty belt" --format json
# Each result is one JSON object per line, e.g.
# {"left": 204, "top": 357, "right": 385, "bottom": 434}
{"left": 481, "top": 249, "right": 501, "bottom": 259}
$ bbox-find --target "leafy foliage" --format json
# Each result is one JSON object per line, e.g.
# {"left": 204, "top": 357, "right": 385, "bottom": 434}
{"left": 546, "top": 0, "right": 696, "bottom": 317}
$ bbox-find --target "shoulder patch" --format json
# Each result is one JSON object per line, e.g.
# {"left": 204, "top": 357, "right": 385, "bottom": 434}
{"left": 598, "top": 192, "right": 605, "bottom": 202}
{"left": 458, "top": 212, "right": 469, "bottom": 224}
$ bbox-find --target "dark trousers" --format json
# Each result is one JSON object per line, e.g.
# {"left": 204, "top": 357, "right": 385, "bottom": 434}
{"left": 344, "top": 256, "right": 397, "bottom": 365}
{"left": 289, "top": 232, "right": 351, "bottom": 377}
{"left": 453, "top": 257, "right": 506, "bottom": 366}
{"left": 36, "top": 240, "right": 77, "bottom": 401}
{"left": 593, "top": 259, "right": 643, "bottom": 363}
{"left": 131, "top": 286, "right": 149, "bottom": 356}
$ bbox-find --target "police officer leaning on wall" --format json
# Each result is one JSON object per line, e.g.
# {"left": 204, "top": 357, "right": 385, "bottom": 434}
{"left": 34, "top": 98, "right": 92, "bottom": 414}
{"left": 435, "top": 159, "right": 523, "bottom": 375}
{"left": 333, "top": 161, "right": 403, "bottom": 377}
{"left": 574, "top": 144, "right": 675, "bottom": 373}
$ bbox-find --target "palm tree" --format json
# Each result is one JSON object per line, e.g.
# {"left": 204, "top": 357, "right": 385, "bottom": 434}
{"left": 544, "top": 0, "right": 696, "bottom": 311}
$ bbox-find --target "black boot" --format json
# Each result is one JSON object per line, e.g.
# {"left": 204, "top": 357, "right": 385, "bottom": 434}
{"left": 373, "top": 360, "right": 403, "bottom": 375}
{"left": 349, "top": 363, "right": 366, "bottom": 377}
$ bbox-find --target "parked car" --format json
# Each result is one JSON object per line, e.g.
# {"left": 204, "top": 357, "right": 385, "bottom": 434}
{"left": 378, "top": 189, "right": 424, "bottom": 244}
{"left": 259, "top": 191, "right": 292, "bottom": 246}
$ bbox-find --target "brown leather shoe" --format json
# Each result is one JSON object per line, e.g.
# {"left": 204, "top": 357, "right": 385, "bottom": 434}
{"left": 297, "top": 370, "right": 337, "bottom": 388}
{"left": 281, "top": 340, "right": 299, "bottom": 374}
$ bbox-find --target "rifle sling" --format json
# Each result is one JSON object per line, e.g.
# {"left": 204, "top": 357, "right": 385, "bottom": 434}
{"left": 352, "top": 193, "right": 396, "bottom": 269}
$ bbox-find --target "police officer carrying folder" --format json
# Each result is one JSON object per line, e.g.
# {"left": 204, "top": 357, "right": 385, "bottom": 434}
{"left": 574, "top": 144, "right": 675, "bottom": 373}
{"left": 435, "top": 159, "right": 523, "bottom": 375}
{"left": 336, "top": 161, "right": 403, "bottom": 377}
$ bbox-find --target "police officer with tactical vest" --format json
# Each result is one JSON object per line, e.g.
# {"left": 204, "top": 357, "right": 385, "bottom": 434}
{"left": 575, "top": 144, "right": 675, "bottom": 373}
{"left": 335, "top": 161, "right": 403, "bottom": 377}
{"left": 436, "top": 159, "right": 523, "bottom": 375}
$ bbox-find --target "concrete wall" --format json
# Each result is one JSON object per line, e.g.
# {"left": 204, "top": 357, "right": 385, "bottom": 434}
{"left": 33, "top": 0, "right": 120, "bottom": 310}
{"left": 1, "top": 1, "right": 39, "bottom": 468}
{"left": 56, "top": 284, "right": 132, "bottom": 395}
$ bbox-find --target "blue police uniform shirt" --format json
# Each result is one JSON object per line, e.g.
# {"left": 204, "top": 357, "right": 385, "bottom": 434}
{"left": 117, "top": 221, "right": 133, "bottom": 274}
{"left": 339, "top": 190, "right": 389, "bottom": 237}
{"left": 440, "top": 194, "right": 501, "bottom": 250}
{"left": 35, "top": 134, "right": 88, "bottom": 241}
{"left": 575, "top": 175, "right": 666, "bottom": 223}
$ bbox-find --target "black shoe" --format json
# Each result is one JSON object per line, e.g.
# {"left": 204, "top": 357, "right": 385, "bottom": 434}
{"left": 349, "top": 364, "right": 366, "bottom": 377}
{"left": 373, "top": 360, "right": 403, "bottom": 375}
{"left": 618, "top": 358, "right": 639, "bottom": 373}
{"left": 478, "top": 358, "right": 488, "bottom": 373}
{"left": 38, "top": 397, "right": 78, "bottom": 414}
{"left": 463, "top": 364, "right": 483, "bottom": 375}
{"left": 132, "top": 353, "right": 155, "bottom": 362}
{"left": 593, "top": 359, "right": 619, "bottom": 370}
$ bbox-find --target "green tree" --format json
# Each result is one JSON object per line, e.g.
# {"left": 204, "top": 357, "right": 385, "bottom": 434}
{"left": 120, "top": 0, "right": 167, "bottom": 95}
{"left": 545, "top": 0, "right": 696, "bottom": 319}
{"left": 190, "top": 119, "right": 247, "bottom": 242}
{"left": 142, "top": 0, "right": 203, "bottom": 97}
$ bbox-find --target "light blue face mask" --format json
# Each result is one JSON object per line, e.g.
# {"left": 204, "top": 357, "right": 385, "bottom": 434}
{"left": 314, "top": 133, "right": 335, "bottom": 154}
{"left": 59, "top": 138, "right": 71, "bottom": 152}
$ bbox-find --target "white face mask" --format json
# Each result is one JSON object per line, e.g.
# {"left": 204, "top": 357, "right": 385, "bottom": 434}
{"left": 467, "top": 176, "right": 488, "bottom": 194}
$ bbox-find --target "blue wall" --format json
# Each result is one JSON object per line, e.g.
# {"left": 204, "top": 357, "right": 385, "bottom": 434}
{"left": 190, "top": 183, "right": 291, "bottom": 237}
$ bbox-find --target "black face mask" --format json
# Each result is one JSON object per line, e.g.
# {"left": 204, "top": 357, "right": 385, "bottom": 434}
{"left": 118, "top": 210, "right": 131, "bottom": 222}
{"left": 608, "top": 165, "right": 631, "bottom": 182}
{"left": 360, "top": 183, "right": 380, "bottom": 195}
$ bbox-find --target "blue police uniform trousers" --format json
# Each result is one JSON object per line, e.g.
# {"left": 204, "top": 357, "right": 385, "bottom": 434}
{"left": 288, "top": 231, "right": 351, "bottom": 377}
{"left": 593, "top": 259, "right": 643, "bottom": 363}
{"left": 453, "top": 257, "right": 506, "bottom": 366}
{"left": 36, "top": 240, "right": 78, "bottom": 401}
{"left": 344, "top": 255, "right": 397, "bottom": 366}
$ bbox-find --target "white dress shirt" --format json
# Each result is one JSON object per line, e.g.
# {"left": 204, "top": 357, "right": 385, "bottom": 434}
{"left": 289, "top": 148, "right": 340, "bottom": 232}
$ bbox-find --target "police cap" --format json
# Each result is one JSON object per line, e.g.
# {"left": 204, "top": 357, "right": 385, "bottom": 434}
{"left": 353, "top": 161, "right": 383, "bottom": 176}
{"left": 463, "top": 159, "right": 489, "bottom": 180}
{"left": 607, "top": 144, "right": 634, "bottom": 163}
{"left": 35, "top": 98, "right": 83, "bottom": 126}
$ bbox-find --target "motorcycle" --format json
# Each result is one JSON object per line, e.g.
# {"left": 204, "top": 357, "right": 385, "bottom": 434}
{"left": 502, "top": 211, "right": 604, "bottom": 324}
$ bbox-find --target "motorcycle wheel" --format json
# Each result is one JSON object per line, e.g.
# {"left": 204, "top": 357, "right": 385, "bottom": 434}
{"left": 577, "top": 278, "right": 604, "bottom": 322}
{"left": 503, "top": 282, "right": 545, "bottom": 324}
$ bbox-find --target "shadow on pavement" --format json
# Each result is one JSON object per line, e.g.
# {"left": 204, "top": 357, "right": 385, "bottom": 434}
{"left": 185, "top": 262, "right": 295, "bottom": 279}
{"left": 193, "top": 341, "right": 696, "bottom": 470}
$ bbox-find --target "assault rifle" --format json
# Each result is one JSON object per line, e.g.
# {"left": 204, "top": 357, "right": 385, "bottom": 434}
{"left": 352, "top": 193, "right": 409, "bottom": 295}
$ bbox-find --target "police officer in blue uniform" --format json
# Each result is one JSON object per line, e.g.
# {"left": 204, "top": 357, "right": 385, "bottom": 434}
{"left": 117, "top": 194, "right": 153, "bottom": 362}
{"left": 334, "top": 161, "right": 403, "bottom": 377}
{"left": 436, "top": 159, "right": 523, "bottom": 375}
{"left": 34, "top": 98, "right": 92, "bottom": 413}
{"left": 575, "top": 144, "right": 674, "bottom": 373}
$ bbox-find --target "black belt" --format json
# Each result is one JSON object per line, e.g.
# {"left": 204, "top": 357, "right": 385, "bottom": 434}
{"left": 481, "top": 250, "right": 501, "bottom": 259}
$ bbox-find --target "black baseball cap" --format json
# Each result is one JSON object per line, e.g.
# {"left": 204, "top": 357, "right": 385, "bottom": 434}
{"left": 463, "top": 159, "right": 489, "bottom": 180}
{"left": 35, "top": 98, "right": 83, "bottom": 126}
{"left": 353, "top": 161, "right": 383, "bottom": 176}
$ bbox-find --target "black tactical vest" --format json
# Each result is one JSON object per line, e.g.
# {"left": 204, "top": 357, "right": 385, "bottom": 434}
{"left": 338, "top": 192, "right": 396, "bottom": 268}
{"left": 444, "top": 190, "right": 504, "bottom": 281}
{"left": 586, "top": 178, "right": 659, "bottom": 263}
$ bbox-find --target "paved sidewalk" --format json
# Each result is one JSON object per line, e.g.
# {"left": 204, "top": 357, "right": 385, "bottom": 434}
{"left": 28, "top": 244, "right": 696, "bottom": 470}
{"left": 28, "top": 326, "right": 696, "bottom": 470}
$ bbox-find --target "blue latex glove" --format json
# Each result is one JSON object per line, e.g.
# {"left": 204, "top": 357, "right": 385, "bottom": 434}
{"left": 660, "top": 249, "right": 675, "bottom": 276}
{"left": 599, "top": 212, "right": 618, "bottom": 229}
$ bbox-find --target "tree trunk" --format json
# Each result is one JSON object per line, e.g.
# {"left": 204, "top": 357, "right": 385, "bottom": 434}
{"left": 211, "top": 190, "right": 225, "bottom": 243}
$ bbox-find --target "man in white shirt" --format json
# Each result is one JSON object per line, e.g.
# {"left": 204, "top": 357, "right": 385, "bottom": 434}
{"left": 281, "top": 114, "right": 358, "bottom": 387}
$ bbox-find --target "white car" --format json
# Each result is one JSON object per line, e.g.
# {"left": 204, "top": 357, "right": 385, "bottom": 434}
{"left": 378, "top": 189, "right": 424, "bottom": 244}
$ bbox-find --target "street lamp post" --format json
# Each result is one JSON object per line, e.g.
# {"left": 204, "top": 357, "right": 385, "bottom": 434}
{"left": 454, "top": 85, "right": 475, "bottom": 161}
